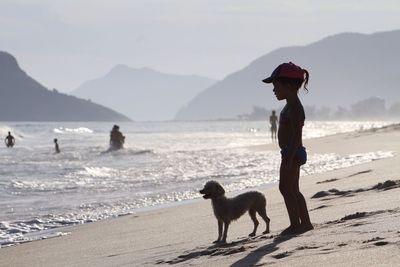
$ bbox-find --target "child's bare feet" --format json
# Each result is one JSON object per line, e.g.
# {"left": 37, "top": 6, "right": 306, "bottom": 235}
{"left": 279, "top": 225, "right": 302, "bottom": 236}
{"left": 300, "top": 223, "right": 314, "bottom": 233}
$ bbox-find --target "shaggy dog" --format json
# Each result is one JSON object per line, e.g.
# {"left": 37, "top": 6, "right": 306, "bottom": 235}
{"left": 199, "top": 180, "right": 270, "bottom": 243}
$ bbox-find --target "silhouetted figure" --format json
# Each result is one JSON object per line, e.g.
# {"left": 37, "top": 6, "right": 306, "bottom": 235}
{"left": 269, "top": 110, "right": 278, "bottom": 141}
{"left": 263, "top": 62, "right": 313, "bottom": 236}
{"left": 110, "top": 125, "right": 125, "bottom": 150}
{"left": 54, "top": 138, "right": 60, "bottom": 153}
{"left": 4, "top": 131, "right": 15, "bottom": 148}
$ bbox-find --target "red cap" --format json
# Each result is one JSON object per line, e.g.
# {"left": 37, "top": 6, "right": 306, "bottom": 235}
{"left": 262, "top": 62, "right": 305, "bottom": 83}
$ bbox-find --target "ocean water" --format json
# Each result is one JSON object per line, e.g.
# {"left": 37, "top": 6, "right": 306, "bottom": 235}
{"left": 0, "top": 120, "right": 394, "bottom": 247}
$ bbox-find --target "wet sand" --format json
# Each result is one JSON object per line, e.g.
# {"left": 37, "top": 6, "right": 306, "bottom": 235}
{"left": 1, "top": 124, "right": 400, "bottom": 266}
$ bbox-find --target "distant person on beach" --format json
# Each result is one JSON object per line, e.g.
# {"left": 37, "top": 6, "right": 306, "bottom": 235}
{"left": 269, "top": 110, "right": 278, "bottom": 141}
{"left": 4, "top": 131, "right": 15, "bottom": 147}
{"left": 110, "top": 125, "right": 125, "bottom": 150}
{"left": 54, "top": 138, "right": 60, "bottom": 153}
{"left": 262, "top": 62, "right": 313, "bottom": 235}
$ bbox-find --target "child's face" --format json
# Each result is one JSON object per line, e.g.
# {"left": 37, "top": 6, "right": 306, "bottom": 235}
{"left": 272, "top": 80, "right": 289, "bottom": 101}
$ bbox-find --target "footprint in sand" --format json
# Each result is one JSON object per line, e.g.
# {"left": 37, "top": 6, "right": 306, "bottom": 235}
{"left": 341, "top": 211, "right": 367, "bottom": 220}
{"left": 372, "top": 180, "right": 400, "bottom": 190}
{"left": 312, "top": 180, "right": 400, "bottom": 200}
{"left": 347, "top": 169, "right": 372, "bottom": 177}
{"left": 316, "top": 169, "right": 373, "bottom": 185}
{"left": 374, "top": 241, "right": 389, "bottom": 246}
{"left": 311, "top": 189, "right": 353, "bottom": 199}
{"left": 362, "top": 237, "right": 385, "bottom": 244}
{"left": 272, "top": 251, "right": 292, "bottom": 259}
{"left": 363, "top": 239, "right": 390, "bottom": 246}
{"left": 296, "top": 245, "right": 320, "bottom": 250}
{"left": 317, "top": 178, "right": 339, "bottom": 184}
{"left": 316, "top": 170, "right": 373, "bottom": 185}
{"left": 310, "top": 204, "right": 330, "bottom": 211}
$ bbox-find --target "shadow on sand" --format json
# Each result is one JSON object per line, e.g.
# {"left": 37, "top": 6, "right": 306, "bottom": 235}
{"left": 156, "top": 234, "right": 297, "bottom": 266}
{"left": 229, "top": 234, "right": 296, "bottom": 266}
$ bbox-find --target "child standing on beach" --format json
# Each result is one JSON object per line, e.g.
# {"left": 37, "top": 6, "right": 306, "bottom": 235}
{"left": 262, "top": 62, "right": 313, "bottom": 235}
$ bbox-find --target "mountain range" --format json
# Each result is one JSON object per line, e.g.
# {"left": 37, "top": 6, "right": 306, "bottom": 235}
{"left": 72, "top": 65, "right": 216, "bottom": 121}
{"left": 0, "top": 51, "right": 130, "bottom": 122}
{"left": 175, "top": 29, "right": 400, "bottom": 120}
{"left": 3, "top": 29, "right": 400, "bottom": 122}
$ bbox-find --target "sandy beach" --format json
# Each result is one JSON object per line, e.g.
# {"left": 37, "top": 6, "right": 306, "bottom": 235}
{"left": 1, "top": 124, "right": 400, "bottom": 266}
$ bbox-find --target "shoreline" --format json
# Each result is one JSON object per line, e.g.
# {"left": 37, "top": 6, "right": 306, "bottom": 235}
{"left": 0, "top": 175, "right": 281, "bottom": 249}
{"left": 0, "top": 124, "right": 400, "bottom": 249}
{"left": 1, "top": 145, "right": 390, "bottom": 249}
{"left": 1, "top": 123, "right": 400, "bottom": 266}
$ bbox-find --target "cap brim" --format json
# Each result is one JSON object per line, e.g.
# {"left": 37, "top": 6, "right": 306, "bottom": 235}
{"left": 262, "top": 77, "right": 273, "bottom": 83}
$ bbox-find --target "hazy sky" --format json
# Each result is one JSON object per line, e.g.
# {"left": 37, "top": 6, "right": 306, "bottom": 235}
{"left": 1, "top": 0, "right": 400, "bottom": 92}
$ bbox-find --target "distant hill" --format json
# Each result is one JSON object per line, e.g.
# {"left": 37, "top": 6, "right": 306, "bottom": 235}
{"left": 0, "top": 51, "right": 131, "bottom": 121}
{"left": 72, "top": 65, "right": 217, "bottom": 121}
{"left": 175, "top": 29, "right": 400, "bottom": 120}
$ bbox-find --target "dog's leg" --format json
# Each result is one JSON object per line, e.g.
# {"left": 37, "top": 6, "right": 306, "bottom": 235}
{"left": 258, "top": 207, "right": 271, "bottom": 234}
{"left": 248, "top": 209, "right": 259, "bottom": 237}
{"left": 221, "top": 222, "right": 229, "bottom": 243}
{"left": 213, "top": 220, "right": 223, "bottom": 243}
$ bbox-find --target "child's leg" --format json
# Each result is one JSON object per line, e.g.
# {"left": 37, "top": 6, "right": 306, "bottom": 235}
{"left": 279, "top": 162, "right": 301, "bottom": 231}
{"left": 294, "top": 166, "right": 313, "bottom": 231}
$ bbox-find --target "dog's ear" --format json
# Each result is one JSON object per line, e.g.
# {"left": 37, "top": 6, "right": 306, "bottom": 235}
{"left": 216, "top": 183, "right": 225, "bottom": 196}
